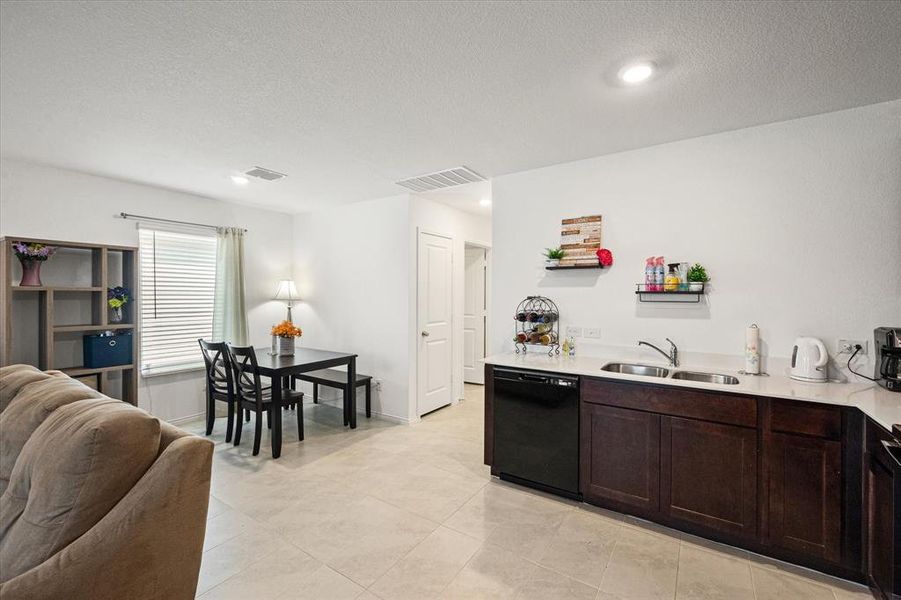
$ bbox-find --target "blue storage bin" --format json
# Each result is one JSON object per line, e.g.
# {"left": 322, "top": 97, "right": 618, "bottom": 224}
{"left": 83, "top": 333, "right": 133, "bottom": 368}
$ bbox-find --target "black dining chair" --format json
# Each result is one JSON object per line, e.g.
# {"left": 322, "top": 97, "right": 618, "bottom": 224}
{"left": 198, "top": 339, "right": 239, "bottom": 443}
{"left": 227, "top": 344, "right": 305, "bottom": 456}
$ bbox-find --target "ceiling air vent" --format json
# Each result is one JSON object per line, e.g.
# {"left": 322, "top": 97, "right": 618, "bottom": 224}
{"left": 395, "top": 166, "right": 485, "bottom": 192}
{"left": 245, "top": 166, "right": 287, "bottom": 181}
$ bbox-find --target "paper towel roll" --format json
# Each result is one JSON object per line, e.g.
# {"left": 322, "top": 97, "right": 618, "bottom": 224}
{"left": 745, "top": 324, "right": 760, "bottom": 374}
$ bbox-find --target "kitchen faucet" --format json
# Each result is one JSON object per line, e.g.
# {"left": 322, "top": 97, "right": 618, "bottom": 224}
{"left": 638, "top": 338, "right": 679, "bottom": 367}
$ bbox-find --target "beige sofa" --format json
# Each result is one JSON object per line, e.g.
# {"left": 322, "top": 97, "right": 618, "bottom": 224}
{"left": 0, "top": 365, "right": 213, "bottom": 600}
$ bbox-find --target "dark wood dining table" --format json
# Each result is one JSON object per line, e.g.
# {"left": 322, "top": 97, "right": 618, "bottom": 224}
{"left": 253, "top": 347, "right": 358, "bottom": 458}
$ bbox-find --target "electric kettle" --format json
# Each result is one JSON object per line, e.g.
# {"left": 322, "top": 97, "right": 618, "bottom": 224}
{"left": 790, "top": 336, "right": 828, "bottom": 383}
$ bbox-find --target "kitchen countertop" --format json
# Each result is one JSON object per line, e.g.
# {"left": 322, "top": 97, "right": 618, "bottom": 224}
{"left": 484, "top": 352, "right": 901, "bottom": 433}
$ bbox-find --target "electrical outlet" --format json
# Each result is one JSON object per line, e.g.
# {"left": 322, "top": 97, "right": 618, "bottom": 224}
{"left": 585, "top": 327, "right": 602, "bottom": 339}
{"left": 566, "top": 326, "right": 583, "bottom": 338}
{"left": 837, "top": 339, "right": 868, "bottom": 356}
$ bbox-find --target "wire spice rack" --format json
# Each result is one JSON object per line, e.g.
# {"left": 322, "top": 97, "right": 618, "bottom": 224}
{"left": 513, "top": 295, "right": 561, "bottom": 356}
{"left": 635, "top": 282, "right": 706, "bottom": 303}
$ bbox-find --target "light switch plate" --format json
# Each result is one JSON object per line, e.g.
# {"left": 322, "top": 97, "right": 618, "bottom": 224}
{"left": 566, "top": 326, "right": 583, "bottom": 338}
{"left": 585, "top": 328, "right": 602, "bottom": 339}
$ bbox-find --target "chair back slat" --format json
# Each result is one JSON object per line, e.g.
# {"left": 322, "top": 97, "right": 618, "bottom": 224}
{"left": 198, "top": 339, "right": 234, "bottom": 396}
{"left": 226, "top": 345, "right": 264, "bottom": 407}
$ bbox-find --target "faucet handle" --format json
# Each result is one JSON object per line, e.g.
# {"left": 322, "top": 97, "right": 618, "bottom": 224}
{"left": 665, "top": 337, "right": 676, "bottom": 348}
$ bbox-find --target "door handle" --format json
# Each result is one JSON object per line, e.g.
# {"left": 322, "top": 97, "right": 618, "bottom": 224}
{"left": 421, "top": 331, "right": 430, "bottom": 337}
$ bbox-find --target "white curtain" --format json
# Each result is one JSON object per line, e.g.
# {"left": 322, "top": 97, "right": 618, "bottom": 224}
{"left": 212, "top": 227, "right": 249, "bottom": 345}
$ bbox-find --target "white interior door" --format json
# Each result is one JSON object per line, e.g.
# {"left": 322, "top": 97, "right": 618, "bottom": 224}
{"left": 463, "top": 246, "right": 487, "bottom": 384}
{"left": 418, "top": 231, "right": 453, "bottom": 416}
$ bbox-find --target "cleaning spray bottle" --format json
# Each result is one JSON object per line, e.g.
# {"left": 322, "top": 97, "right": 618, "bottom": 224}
{"left": 644, "top": 257, "right": 655, "bottom": 291}
{"left": 654, "top": 257, "right": 666, "bottom": 292}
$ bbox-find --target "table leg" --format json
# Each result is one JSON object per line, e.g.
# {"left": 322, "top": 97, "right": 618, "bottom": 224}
{"left": 365, "top": 382, "right": 371, "bottom": 418}
{"left": 271, "top": 375, "right": 283, "bottom": 458}
{"left": 348, "top": 357, "right": 357, "bottom": 429}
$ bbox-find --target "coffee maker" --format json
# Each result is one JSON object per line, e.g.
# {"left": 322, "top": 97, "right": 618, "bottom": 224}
{"left": 875, "top": 327, "right": 901, "bottom": 392}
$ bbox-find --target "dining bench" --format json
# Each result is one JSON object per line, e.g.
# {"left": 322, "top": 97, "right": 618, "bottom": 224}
{"left": 291, "top": 369, "right": 372, "bottom": 419}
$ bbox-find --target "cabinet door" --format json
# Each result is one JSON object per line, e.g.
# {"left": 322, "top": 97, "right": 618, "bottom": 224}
{"left": 767, "top": 432, "right": 842, "bottom": 563}
{"left": 867, "top": 452, "right": 895, "bottom": 599}
{"left": 661, "top": 416, "right": 758, "bottom": 540}
{"left": 580, "top": 403, "right": 660, "bottom": 515}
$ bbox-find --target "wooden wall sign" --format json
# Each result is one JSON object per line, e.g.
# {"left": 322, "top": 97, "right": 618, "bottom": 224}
{"left": 560, "top": 215, "right": 602, "bottom": 267}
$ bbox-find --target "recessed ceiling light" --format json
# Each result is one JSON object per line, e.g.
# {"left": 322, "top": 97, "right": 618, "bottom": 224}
{"left": 618, "top": 62, "right": 655, "bottom": 84}
{"left": 479, "top": 198, "right": 492, "bottom": 207}
{"left": 230, "top": 175, "right": 249, "bottom": 186}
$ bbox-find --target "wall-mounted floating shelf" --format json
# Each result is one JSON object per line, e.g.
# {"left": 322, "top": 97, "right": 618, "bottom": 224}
{"left": 545, "top": 264, "right": 605, "bottom": 271}
{"left": 635, "top": 283, "right": 706, "bottom": 303}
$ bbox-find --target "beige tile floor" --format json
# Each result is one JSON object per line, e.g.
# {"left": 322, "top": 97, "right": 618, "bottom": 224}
{"left": 186, "top": 385, "right": 873, "bottom": 600}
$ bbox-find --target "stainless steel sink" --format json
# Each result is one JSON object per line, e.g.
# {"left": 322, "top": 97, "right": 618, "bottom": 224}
{"left": 601, "top": 363, "right": 670, "bottom": 378}
{"left": 671, "top": 371, "right": 740, "bottom": 385}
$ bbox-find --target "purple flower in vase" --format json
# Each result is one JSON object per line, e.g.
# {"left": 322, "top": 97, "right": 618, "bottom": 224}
{"left": 12, "top": 242, "right": 57, "bottom": 262}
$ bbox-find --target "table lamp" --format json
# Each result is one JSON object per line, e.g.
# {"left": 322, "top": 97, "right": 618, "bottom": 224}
{"left": 274, "top": 279, "right": 300, "bottom": 322}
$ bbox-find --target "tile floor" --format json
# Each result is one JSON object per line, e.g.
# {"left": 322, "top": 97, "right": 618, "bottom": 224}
{"left": 186, "top": 385, "right": 873, "bottom": 600}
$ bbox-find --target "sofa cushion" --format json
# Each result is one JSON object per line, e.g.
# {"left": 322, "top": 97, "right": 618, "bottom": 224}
{"left": 0, "top": 376, "right": 103, "bottom": 495}
{"left": 0, "top": 398, "right": 161, "bottom": 582}
{"left": 0, "top": 365, "right": 65, "bottom": 414}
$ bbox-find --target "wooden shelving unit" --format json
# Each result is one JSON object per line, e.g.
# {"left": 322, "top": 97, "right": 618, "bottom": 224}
{"left": 0, "top": 236, "right": 139, "bottom": 404}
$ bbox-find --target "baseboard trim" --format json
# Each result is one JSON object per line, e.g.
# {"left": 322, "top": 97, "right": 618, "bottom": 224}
{"left": 166, "top": 411, "right": 205, "bottom": 425}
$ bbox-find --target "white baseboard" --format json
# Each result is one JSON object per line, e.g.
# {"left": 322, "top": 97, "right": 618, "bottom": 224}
{"left": 166, "top": 411, "right": 205, "bottom": 425}
{"left": 311, "top": 395, "right": 411, "bottom": 424}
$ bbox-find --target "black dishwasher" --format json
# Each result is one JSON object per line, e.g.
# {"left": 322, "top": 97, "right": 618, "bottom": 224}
{"left": 493, "top": 368, "right": 580, "bottom": 499}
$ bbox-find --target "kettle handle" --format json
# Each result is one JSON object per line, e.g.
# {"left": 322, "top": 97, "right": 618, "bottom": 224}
{"left": 813, "top": 338, "right": 828, "bottom": 368}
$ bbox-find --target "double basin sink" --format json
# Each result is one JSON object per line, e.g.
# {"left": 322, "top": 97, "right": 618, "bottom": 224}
{"left": 601, "top": 362, "right": 740, "bottom": 385}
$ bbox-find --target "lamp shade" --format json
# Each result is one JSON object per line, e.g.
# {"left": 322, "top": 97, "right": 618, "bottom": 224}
{"left": 274, "top": 279, "right": 300, "bottom": 302}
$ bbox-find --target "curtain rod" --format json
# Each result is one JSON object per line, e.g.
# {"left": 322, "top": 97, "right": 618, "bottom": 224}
{"left": 118, "top": 212, "right": 248, "bottom": 232}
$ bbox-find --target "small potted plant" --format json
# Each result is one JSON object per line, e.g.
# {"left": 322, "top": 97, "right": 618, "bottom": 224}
{"left": 271, "top": 320, "right": 302, "bottom": 356}
{"left": 688, "top": 263, "right": 710, "bottom": 291}
{"left": 12, "top": 242, "right": 56, "bottom": 287}
{"left": 543, "top": 247, "right": 565, "bottom": 267}
{"left": 107, "top": 286, "right": 130, "bottom": 323}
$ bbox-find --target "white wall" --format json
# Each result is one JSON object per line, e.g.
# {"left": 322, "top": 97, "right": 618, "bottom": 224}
{"left": 491, "top": 101, "right": 901, "bottom": 377}
{"left": 292, "top": 194, "right": 491, "bottom": 423}
{"left": 0, "top": 158, "right": 294, "bottom": 421}
{"left": 409, "top": 196, "right": 491, "bottom": 406}
{"left": 292, "top": 194, "right": 412, "bottom": 421}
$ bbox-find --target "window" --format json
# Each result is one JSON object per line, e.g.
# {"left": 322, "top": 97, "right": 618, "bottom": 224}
{"left": 139, "top": 227, "right": 217, "bottom": 375}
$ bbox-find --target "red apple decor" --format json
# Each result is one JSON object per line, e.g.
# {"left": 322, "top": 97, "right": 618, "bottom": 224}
{"left": 596, "top": 248, "right": 613, "bottom": 267}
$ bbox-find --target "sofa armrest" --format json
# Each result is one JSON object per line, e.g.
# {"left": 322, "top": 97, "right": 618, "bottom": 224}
{"left": 0, "top": 435, "right": 213, "bottom": 600}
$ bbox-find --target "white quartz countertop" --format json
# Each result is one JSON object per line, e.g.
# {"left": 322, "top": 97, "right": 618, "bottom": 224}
{"left": 484, "top": 352, "right": 901, "bottom": 433}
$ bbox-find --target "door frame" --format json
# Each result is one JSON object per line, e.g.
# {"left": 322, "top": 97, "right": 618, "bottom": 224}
{"left": 463, "top": 240, "right": 491, "bottom": 386}
{"left": 416, "top": 228, "right": 454, "bottom": 418}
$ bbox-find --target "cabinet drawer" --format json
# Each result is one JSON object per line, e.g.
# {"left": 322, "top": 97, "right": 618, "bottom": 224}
{"left": 582, "top": 377, "right": 756, "bottom": 428}
{"left": 770, "top": 399, "right": 841, "bottom": 440}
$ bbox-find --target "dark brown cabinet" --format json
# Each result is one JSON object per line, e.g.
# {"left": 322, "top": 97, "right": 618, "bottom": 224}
{"left": 865, "top": 419, "right": 899, "bottom": 600}
{"left": 580, "top": 402, "right": 660, "bottom": 515}
{"left": 767, "top": 432, "right": 842, "bottom": 563}
{"left": 868, "top": 453, "right": 895, "bottom": 599}
{"left": 661, "top": 416, "right": 758, "bottom": 540}
{"left": 577, "top": 379, "right": 861, "bottom": 582}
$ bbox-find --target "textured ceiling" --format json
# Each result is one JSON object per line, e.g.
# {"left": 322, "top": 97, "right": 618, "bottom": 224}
{"left": 1, "top": 1, "right": 900, "bottom": 213}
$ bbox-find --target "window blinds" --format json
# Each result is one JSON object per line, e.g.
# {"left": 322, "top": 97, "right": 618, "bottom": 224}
{"left": 139, "top": 227, "right": 217, "bottom": 374}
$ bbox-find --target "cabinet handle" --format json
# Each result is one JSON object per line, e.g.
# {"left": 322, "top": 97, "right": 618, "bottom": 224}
{"left": 881, "top": 440, "right": 901, "bottom": 468}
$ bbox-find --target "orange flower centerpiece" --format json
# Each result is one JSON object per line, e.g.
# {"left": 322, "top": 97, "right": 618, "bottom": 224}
{"left": 271, "top": 320, "right": 302, "bottom": 356}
